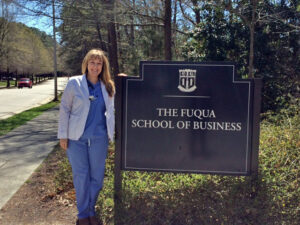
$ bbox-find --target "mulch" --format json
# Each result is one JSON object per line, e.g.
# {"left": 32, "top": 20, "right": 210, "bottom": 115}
{"left": 0, "top": 147, "right": 77, "bottom": 225}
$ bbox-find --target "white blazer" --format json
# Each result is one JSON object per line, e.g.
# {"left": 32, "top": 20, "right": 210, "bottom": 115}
{"left": 57, "top": 74, "right": 115, "bottom": 141}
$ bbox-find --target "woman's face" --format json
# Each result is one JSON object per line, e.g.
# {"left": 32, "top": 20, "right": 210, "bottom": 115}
{"left": 87, "top": 57, "right": 103, "bottom": 79}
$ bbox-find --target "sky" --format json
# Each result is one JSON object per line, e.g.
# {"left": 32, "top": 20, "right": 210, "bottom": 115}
{"left": 11, "top": 1, "right": 61, "bottom": 38}
{"left": 16, "top": 15, "right": 54, "bottom": 36}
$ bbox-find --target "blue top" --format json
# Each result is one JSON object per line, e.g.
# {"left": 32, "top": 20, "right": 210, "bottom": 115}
{"left": 81, "top": 80, "right": 107, "bottom": 138}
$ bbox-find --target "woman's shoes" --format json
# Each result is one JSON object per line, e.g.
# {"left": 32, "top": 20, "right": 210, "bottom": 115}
{"left": 89, "top": 216, "right": 102, "bottom": 225}
{"left": 76, "top": 217, "right": 90, "bottom": 225}
{"left": 75, "top": 216, "right": 102, "bottom": 225}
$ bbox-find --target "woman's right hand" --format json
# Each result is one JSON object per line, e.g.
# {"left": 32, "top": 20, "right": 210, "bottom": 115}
{"left": 60, "top": 139, "right": 68, "bottom": 150}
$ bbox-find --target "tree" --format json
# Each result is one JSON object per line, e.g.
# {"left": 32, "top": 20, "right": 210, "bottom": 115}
{"left": 178, "top": 0, "right": 201, "bottom": 26}
{"left": 11, "top": 0, "right": 64, "bottom": 98}
{"left": 88, "top": 0, "right": 107, "bottom": 51}
{"left": 183, "top": 0, "right": 299, "bottom": 112}
{"left": 103, "top": 0, "right": 119, "bottom": 76}
{"left": 221, "top": 0, "right": 259, "bottom": 78}
{"left": 56, "top": 0, "right": 191, "bottom": 75}
{"left": 0, "top": 0, "right": 14, "bottom": 78}
{"left": 164, "top": 0, "right": 172, "bottom": 60}
{"left": 0, "top": 21, "right": 53, "bottom": 75}
{"left": 0, "top": 3, "right": 10, "bottom": 61}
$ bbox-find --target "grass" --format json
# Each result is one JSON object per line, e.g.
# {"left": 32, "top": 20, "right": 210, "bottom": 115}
{"left": 55, "top": 109, "right": 300, "bottom": 225}
{"left": 0, "top": 100, "right": 59, "bottom": 136}
{"left": 0, "top": 81, "right": 16, "bottom": 87}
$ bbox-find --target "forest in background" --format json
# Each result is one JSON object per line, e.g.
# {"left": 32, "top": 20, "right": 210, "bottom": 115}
{"left": 0, "top": 19, "right": 54, "bottom": 75}
{"left": 0, "top": 0, "right": 299, "bottom": 112}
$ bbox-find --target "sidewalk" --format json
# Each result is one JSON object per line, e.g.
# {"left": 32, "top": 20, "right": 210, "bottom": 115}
{"left": 0, "top": 106, "right": 60, "bottom": 210}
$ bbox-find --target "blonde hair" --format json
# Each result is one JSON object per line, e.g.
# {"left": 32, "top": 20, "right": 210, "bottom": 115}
{"left": 81, "top": 49, "right": 115, "bottom": 97}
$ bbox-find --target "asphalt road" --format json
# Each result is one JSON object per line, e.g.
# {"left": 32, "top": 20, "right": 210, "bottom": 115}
{"left": 0, "top": 77, "right": 69, "bottom": 119}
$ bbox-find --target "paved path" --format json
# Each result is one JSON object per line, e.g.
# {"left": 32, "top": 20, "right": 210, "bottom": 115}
{"left": 0, "top": 106, "right": 60, "bottom": 209}
{"left": 0, "top": 77, "right": 68, "bottom": 119}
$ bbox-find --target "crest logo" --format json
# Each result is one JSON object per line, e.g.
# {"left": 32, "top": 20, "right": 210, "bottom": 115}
{"left": 178, "top": 69, "right": 197, "bottom": 92}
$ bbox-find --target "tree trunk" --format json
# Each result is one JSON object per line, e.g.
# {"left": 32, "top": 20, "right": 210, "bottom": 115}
{"left": 103, "top": 0, "right": 119, "bottom": 76}
{"left": 130, "top": 0, "right": 135, "bottom": 47}
{"left": 248, "top": 0, "right": 257, "bottom": 79}
{"left": 173, "top": 0, "right": 177, "bottom": 30}
{"left": 248, "top": 23, "right": 254, "bottom": 79}
{"left": 164, "top": 0, "right": 172, "bottom": 60}
{"left": 191, "top": 0, "right": 200, "bottom": 24}
{"left": 14, "top": 70, "right": 17, "bottom": 86}
{"left": 172, "top": 0, "right": 177, "bottom": 56}
{"left": 6, "top": 68, "right": 10, "bottom": 88}
{"left": 96, "top": 21, "right": 107, "bottom": 51}
{"left": 88, "top": 0, "right": 107, "bottom": 51}
{"left": 52, "top": 0, "right": 58, "bottom": 101}
{"left": 116, "top": 20, "right": 124, "bottom": 72}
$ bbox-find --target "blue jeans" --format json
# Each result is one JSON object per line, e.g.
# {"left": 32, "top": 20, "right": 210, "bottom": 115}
{"left": 67, "top": 135, "right": 108, "bottom": 219}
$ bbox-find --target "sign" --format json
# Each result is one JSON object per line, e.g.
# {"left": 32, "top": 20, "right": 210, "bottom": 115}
{"left": 116, "top": 61, "right": 261, "bottom": 175}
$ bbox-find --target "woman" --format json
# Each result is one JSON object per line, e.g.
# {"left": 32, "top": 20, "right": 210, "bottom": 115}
{"left": 58, "top": 49, "right": 115, "bottom": 225}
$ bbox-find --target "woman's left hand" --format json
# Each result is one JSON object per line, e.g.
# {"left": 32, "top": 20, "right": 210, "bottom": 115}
{"left": 60, "top": 139, "right": 68, "bottom": 150}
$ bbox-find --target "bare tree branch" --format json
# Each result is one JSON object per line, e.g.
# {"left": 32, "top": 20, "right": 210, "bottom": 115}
{"left": 178, "top": 0, "right": 196, "bottom": 25}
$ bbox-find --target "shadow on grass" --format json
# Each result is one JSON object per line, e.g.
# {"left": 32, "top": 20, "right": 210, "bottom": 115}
{"left": 0, "top": 101, "right": 58, "bottom": 136}
{"left": 112, "top": 174, "right": 295, "bottom": 225}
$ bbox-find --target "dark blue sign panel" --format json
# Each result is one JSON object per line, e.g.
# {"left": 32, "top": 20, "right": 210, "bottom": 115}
{"left": 119, "top": 61, "right": 260, "bottom": 175}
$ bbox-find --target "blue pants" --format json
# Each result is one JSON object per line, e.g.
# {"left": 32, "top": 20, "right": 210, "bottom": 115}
{"left": 67, "top": 136, "right": 108, "bottom": 219}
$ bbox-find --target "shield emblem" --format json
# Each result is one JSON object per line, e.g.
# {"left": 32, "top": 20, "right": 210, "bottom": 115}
{"left": 178, "top": 69, "right": 197, "bottom": 92}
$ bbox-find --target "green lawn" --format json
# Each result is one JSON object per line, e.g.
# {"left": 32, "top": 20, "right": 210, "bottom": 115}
{"left": 0, "top": 100, "right": 59, "bottom": 136}
{"left": 0, "top": 81, "right": 16, "bottom": 87}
